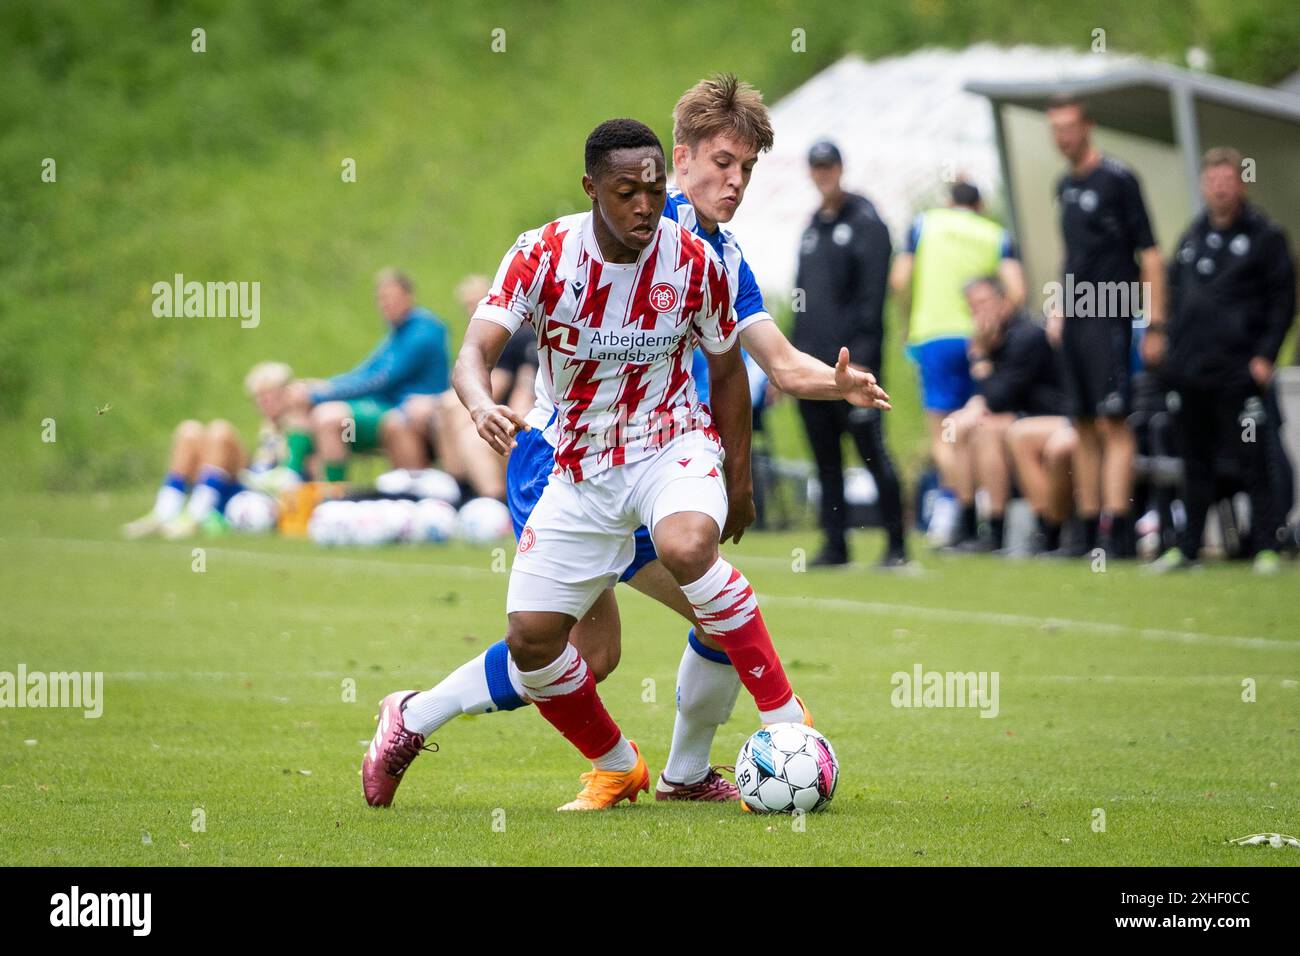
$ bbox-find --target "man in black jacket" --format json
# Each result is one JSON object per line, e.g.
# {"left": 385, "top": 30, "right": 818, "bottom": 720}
{"left": 1047, "top": 96, "right": 1166, "bottom": 558}
{"left": 946, "top": 276, "right": 1073, "bottom": 551}
{"left": 793, "top": 140, "right": 907, "bottom": 567}
{"left": 1145, "top": 147, "right": 1296, "bottom": 573}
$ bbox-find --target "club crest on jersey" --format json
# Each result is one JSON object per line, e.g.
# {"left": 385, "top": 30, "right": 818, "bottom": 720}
{"left": 518, "top": 526, "right": 536, "bottom": 553}
{"left": 649, "top": 283, "right": 678, "bottom": 313}
{"left": 543, "top": 318, "right": 579, "bottom": 356}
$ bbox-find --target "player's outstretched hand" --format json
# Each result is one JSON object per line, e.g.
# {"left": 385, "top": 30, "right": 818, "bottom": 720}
{"left": 471, "top": 404, "right": 530, "bottom": 456}
{"left": 834, "top": 348, "right": 892, "bottom": 410}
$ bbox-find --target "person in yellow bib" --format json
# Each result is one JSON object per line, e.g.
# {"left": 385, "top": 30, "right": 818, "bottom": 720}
{"left": 890, "top": 182, "right": 1025, "bottom": 546}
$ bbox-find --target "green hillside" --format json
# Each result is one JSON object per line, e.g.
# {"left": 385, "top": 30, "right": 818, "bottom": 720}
{"left": 3, "top": 0, "right": 1297, "bottom": 491}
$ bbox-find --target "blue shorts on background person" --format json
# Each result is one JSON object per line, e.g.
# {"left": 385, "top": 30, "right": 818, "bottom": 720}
{"left": 907, "top": 336, "right": 974, "bottom": 413}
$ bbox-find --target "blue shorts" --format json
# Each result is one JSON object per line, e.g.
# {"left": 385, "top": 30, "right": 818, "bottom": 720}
{"left": 906, "top": 337, "right": 973, "bottom": 413}
{"left": 505, "top": 427, "right": 658, "bottom": 584}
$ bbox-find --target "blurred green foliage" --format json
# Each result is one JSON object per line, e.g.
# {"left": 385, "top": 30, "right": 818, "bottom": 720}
{"left": 2, "top": 0, "right": 1296, "bottom": 490}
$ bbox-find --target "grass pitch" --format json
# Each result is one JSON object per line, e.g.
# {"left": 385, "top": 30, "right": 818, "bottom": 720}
{"left": 0, "top": 492, "right": 1296, "bottom": 866}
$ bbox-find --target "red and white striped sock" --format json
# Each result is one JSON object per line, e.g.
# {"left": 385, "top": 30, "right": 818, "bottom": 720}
{"left": 680, "top": 558, "right": 801, "bottom": 722}
{"left": 515, "top": 643, "right": 636, "bottom": 772}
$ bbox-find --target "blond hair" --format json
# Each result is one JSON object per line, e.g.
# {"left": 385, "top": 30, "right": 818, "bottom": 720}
{"left": 244, "top": 361, "right": 293, "bottom": 395}
{"left": 1201, "top": 146, "right": 1244, "bottom": 171}
{"left": 456, "top": 274, "right": 491, "bottom": 310}
{"left": 672, "top": 73, "right": 774, "bottom": 154}
{"left": 374, "top": 267, "right": 414, "bottom": 293}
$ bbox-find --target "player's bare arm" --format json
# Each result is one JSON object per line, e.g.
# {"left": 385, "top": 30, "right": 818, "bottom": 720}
{"left": 997, "top": 256, "right": 1027, "bottom": 310}
{"left": 1139, "top": 245, "right": 1167, "bottom": 327}
{"left": 738, "top": 320, "right": 892, "bottom": 409}
{"left": 454, "top": 318, "right": 530, "bottom": 456}
{"left": 705, "top": 345, "right": 756, "bottom": 544}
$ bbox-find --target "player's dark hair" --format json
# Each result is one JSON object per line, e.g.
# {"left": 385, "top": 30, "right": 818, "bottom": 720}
{"left": 950, "top": 181, "right": 981, "bottom": 208}
{"left": 1046, "top": 94, "right": 1091, "bottom": 122}
{"left": 585, "top": 118, "right": 664, "bottom": 179}
{"left": 964, "top": 274, "right": 1006, "bottom": 299}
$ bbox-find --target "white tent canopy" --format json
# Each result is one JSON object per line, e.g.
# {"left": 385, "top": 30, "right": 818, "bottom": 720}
{"left": 728, "top": 44, "right": 1133, "bottom": 305}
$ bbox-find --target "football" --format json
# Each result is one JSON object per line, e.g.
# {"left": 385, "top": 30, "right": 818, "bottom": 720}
{"left": 307, "top": 500, "right": 351, "bottom": 546}
{"left": 224, "top": 489, "right": 279, "bottom": 533}
{"left": 735, "top": 723, "right": 839, "bottom": 814}
{"left": 412, "top": 498, "right": 459, "bottom": 543}
{"left": 457, "top": 496, "right": 514, "bottom": 545}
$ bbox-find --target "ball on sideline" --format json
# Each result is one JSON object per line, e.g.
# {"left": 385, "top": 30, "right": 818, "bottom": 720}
{"left": 225, "top": 490, "right": 279, "bottom": 534}
{"left": 457, "top": 497, "right": 513, "bottom": 545}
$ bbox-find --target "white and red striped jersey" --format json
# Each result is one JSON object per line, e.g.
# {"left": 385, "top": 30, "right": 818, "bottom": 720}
{"left": 475, "top": 211, "right": 758, "bottom": 482}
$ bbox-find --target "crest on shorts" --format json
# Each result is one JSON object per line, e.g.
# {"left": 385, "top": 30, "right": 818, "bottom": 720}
{"left": 518, "top": 526, "right": 536, "bottom": 553}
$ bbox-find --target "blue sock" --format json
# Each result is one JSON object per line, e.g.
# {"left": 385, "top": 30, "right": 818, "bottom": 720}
{"left": 194, "top": 466, "right": 240, "bottom": 514}
{"left": 687, "top": 626, "right": 731, "bottom": 665}
{"left": 483, "top": 639, "right": 527, "bottom": 711}
{"left": 164, "top": 472, "right": 189, "bottom": 493}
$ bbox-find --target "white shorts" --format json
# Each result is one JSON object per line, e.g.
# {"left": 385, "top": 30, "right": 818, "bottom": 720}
{"left": 506, "top": 431, "right": 728, "bottom": 618}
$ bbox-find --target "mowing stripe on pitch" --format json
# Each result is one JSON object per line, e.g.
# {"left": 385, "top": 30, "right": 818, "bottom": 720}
{"left": 7, "top": 536, "right": 1294, "bottom": 652}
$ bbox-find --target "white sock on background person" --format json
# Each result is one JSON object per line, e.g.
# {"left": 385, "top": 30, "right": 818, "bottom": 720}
{"left": 153, "top": 475, "right": 188, "bottom": 521}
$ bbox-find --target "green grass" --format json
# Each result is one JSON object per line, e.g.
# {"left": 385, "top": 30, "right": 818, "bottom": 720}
{"left": 4, "top": 0, "right": 1298, "bottom": 491}
{"left": 1, "top": 492, "right": 1297, "bottom": 866}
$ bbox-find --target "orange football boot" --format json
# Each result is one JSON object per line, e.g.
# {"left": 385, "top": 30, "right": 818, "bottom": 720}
{"left": 557, "top": 741, "right": 650, "bottom": 811}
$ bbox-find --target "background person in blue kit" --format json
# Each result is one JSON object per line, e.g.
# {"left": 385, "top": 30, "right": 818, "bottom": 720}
{"left": 279, "top": 268, "right": 451, "bottom": 482}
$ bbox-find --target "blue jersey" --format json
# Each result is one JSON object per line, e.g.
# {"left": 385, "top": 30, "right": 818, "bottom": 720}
{"left": 311, "top": 307, "right": 450, "bottom": 406}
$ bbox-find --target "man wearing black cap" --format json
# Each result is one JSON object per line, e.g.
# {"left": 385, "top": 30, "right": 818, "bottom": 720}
{"left": 793, "top": 140, "right": 908, "bottom": 567}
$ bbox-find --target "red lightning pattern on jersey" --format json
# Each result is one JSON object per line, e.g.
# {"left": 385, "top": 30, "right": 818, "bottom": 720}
{"left": 625, "top": 236, "right": 662, "bottom": 331}
{"left": 700, "top": 258, "right": 733, "bottom": 341}
{"left": 676, "top": 229, "right": 707, "bottom": 325}
{"left": 575, "top": 260, "right": 612, "bottom": 328}
{"left": 475, "top": 212, "right": 739, "bottom": 482}
{"left": 536, "top": 221, "right": 569, "bottom": 318}
{"left": 553, "top": 357, "right": 601, "bottom": 482}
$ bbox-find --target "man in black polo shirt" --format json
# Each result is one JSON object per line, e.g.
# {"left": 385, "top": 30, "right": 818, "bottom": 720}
{"left": 793, "top": 140, "right": 907, "bottom": 568}
{"left": 1146, "top": 147, "right": 1296, "bottom": 574}
{"left": 945, "top": 276, "right": 1073, "bottom": 552}
{"left": 1047, "top": 96, "right": 1166, "bottom": 558}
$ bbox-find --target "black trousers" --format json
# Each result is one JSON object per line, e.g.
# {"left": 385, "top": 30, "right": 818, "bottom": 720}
{"left": 797, "top": 398, "right": 905, "bottom": 553}
{"left": 1174, "top": 385, "right": 1276, "bottom": 559}
{"left": 1264, "top": 383, "right": 1295, "bottom": 537}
